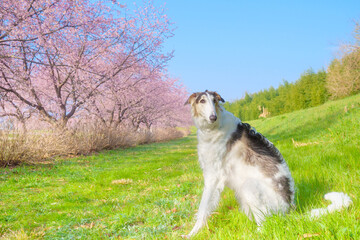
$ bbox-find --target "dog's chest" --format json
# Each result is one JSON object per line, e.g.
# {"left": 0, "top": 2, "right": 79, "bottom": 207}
{"left": 197, "top": 132, "right": 231, "bottom": 171}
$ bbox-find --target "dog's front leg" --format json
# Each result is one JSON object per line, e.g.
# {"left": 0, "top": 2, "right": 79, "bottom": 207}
{"left": 186, "top": 174, "right": 224, "bottom": 238}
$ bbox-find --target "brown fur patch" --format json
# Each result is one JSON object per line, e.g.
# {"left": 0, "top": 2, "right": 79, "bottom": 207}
{"left": 185, "top": 91, "right": 225, "bottom": 119}
{"left": 194, "top": 92, "right": 207, "bottom": 104}
{"left": 213, "top": 91, "right": 225, "bottom": 103}
{"left": 184, "top": 93, "right": 197, "bottom": 105}
{"left": 186, "top": 91, "right": 225, "bottom": 106}
{"left": 192, "top": 104, "right": 200, "bottom": 117}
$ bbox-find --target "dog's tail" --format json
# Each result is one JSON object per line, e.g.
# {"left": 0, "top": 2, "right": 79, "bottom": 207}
{"left": 309, "top": 192, "right": 352, "bottom": 219}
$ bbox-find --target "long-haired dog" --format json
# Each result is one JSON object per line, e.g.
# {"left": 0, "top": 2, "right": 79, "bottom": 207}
{"left": 183, "top": 90, "right": 352, "bottom": 238}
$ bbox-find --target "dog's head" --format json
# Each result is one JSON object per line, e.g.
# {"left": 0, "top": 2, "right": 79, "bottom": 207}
{"left": 185, "top": 90, "right": 225, "bottom": 126}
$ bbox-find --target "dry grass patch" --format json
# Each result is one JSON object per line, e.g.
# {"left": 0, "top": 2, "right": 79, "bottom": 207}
{"left": 111, "top": 179, "right": 133, "bottom": 185}
{"left": 0, "top": 228, "right": 45, "bottom": 240}
{"left": 0, "top": 125, "right": 190, "bottom": 167}
{"left": 291, "top": 138, "right": 320, "bottom": 148}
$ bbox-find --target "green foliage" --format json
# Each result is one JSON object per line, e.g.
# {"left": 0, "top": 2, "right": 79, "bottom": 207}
{"left": 225, "top": 69, "right": 328, "bottom": 121}
{"left": 0, "top": 94, "right": 359, "bottom": 239}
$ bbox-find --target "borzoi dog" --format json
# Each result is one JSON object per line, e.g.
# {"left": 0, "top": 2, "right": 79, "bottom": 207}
{"left": 183, "top": 90, "right": 352, "bottom": 238}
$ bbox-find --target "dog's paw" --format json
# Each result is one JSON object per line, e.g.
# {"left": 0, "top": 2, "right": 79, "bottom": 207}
{"left": 181, "top": 234, "right": 190, "bottom": 239}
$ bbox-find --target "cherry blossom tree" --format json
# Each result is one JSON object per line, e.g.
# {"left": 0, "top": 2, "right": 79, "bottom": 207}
{"left": 85, "top": 62, "right": 190, "bottom": 131}
{"left": 0, "top": 0, "right": 176, "bottom": 128}
{"left": 127, "top": 76, "right": 190, "bottom": 130}
{"left": 0, "top": 92, "right": 33, "bottom": 132}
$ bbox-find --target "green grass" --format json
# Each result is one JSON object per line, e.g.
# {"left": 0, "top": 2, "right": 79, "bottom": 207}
{"left": 1, "top": 94, "right": 360, "bottom": 239}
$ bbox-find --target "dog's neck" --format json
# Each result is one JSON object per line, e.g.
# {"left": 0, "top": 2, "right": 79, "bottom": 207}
{"left": 193, "top": 108, "right": 229, "bottom": 142}
{"left": 194, "top": 118, "right": 221, "bottom": 133}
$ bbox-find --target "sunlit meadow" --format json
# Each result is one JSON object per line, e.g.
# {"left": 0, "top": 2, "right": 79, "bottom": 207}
{"left": 1, "top": 94, "right": 359, "bottom": 239}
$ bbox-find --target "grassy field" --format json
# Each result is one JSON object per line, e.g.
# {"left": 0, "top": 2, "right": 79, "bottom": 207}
{"left": 1, "top": 94, "right": 360, "bottom": 239}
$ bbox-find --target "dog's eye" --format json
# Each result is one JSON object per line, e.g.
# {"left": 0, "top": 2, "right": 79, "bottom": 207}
{"left": 200, "top": 99, "right": 206, "bottom": 103}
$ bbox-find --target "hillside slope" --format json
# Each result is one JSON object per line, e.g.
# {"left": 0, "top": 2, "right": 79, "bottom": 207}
{"left": 193, "top": 93, "right": 360, "bottom": 239}
{"left": 0, "top": 94, "right": 359, "bottom": 239}
{"left": 248, "top": 93, "right": 359, "bottom": 223}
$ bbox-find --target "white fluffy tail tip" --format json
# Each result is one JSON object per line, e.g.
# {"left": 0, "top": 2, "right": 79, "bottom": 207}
{"left": 310, "top": 192, "right": 352, "bottom": 219}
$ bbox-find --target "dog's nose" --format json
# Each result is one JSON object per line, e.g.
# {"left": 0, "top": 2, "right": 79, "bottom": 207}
{"left": 209, "top": 114, "right": 217, "bottom": 122}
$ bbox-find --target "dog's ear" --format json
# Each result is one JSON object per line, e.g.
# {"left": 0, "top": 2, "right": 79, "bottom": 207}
{"left": 184, "top": 93, "right": 197, "bottom": 106}
{"left": 214, "top": 92, "right": 225, "bottom": 103}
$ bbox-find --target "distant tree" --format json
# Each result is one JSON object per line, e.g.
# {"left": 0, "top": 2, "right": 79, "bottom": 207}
{"left": 327, "top": 21, "right": 360, "bottom": 99}
{"left": 310, "top": 70, "right": 328, "bottom": 106}
{"left": 327, "top": 50, "right": 360, "bottom": 99}
{"left": 224, "top": 69, "right": 328, "bottom": 121}
{"left": 244, "top": 92, "right": 253, "bottom": 103}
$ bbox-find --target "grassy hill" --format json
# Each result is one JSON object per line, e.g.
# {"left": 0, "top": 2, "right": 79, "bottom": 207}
{"left": 0, "top": 94, "right": 359, "bottom": 239}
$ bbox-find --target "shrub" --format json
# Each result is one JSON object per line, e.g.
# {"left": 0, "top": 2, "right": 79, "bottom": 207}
{"left": 0, "top": 131, "right": 32, "bottom": 167}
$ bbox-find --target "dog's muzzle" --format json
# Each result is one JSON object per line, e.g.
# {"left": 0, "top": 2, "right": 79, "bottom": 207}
{"left": 209, "top": 114, "right": 217, "bottom": 123}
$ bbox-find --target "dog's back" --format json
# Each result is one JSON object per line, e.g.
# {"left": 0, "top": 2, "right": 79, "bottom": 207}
{"left": 226, "top": 122, "right": 295, "bottom": 205}
{"left": 223, "top": 121, "right": 295, "bottom": 224}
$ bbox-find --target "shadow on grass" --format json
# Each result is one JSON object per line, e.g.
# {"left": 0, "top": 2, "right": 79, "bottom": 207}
{"left": 294, "top": 176, "right": 332, "bottom": 213}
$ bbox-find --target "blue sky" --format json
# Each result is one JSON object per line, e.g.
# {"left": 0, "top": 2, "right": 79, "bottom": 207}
{"left": 153, "top": 0, "right": 360, "bottom": 101}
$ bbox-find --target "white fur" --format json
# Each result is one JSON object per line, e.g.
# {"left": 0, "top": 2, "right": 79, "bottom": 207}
{"left": 310, "top": 192, "right": 353, "bottom": 219}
